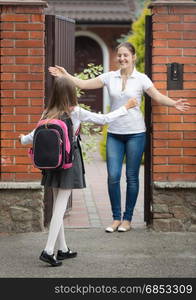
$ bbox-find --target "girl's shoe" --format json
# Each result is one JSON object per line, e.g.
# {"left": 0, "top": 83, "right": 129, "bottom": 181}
{"left": 118, "top": 221, "right": 131, "bottom": 232}
{"left": 57, "top": 248, "right": 77, "bottom": 260}
{"left": 105, "top": 221, "right": 121, "bottom": 233}
{"left": 39, "top": 250, "right": 62, "bottom": 267}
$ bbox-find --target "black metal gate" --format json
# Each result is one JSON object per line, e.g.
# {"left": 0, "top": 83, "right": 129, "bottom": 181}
{"left": 45, "top": 15, "right": 75, "bottom": 103}
{"left": 144, "top": 15, "right": 153, "bottom": 225}
{"left": 44, "top": 15, "right": 75, "bottom": 226}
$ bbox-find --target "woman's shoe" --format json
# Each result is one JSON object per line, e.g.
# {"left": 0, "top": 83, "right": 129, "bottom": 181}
{"left": 118, "top": 221, "right": 131, "bottom": 232}
{"left": 105, "top": 221, "right": 121, "bottom": 233}
{"left": 39, "top": 250, "right": 62, "bottom": 267}
{"left": 57, "top": 248, "right": 77, "bottom": 260}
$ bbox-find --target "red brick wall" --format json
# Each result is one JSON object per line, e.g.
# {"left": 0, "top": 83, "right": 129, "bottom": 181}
{"left": 0, "top": 4, "right": 45, "bottom": 181}
{"left": 151, "top": 3, "right": 196, "bottom": 182}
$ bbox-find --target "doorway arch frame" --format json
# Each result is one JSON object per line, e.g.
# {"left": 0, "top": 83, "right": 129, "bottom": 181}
{"left": 75, "top": 30, "right": 110, "bottom": 113}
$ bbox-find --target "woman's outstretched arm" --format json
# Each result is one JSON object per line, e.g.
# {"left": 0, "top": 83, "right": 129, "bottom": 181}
{"left": 146, "top": 86, "right": 190, "bottom": 112}
{"left": 49, "top": 65, "right": 103, "bottom": 90}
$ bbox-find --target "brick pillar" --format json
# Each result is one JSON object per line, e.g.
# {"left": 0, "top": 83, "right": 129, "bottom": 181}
{"left": 0, "top": 1, "right": 47, "bottom": 233}
{"left": 0, "top": 0, "right": 46, "bottom": 182}
{"left": 150, "top": 0, "right": 196, "bottom": 231}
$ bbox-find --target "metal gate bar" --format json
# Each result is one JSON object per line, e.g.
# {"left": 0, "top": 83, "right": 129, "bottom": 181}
{"left": 144, "top": 15, "right": 153, "bottom": 225}
{"left": 44, "top": 15, "right": 75, "bottom": 226}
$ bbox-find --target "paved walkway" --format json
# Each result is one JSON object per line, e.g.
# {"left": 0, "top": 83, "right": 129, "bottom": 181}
{"left": 64, "top": 136, "right": 145, "bottom": 229}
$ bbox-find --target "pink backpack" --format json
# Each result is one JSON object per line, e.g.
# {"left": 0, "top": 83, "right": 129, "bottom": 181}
{"left": 28, "top": 117, "right": 74, "bottom": 170}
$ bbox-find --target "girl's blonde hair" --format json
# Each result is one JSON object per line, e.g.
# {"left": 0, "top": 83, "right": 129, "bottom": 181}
{"left": 41, "top": 77, "right": 78, "bottom": 120}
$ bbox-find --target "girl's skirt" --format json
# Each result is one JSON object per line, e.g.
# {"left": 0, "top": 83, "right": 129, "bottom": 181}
{"left": 41, "top": 139, "right": 86, "bottom": 189}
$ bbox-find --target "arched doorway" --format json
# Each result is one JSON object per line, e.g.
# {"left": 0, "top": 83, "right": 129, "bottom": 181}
{"left": 75, "top": 36, "right": 103, "bottom": 112}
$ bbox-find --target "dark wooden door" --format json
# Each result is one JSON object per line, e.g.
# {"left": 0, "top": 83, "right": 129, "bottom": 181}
{"left": 75, "top": 36, "right": 103, "bottom": 112}
{"left": 44, "top": 15, "right": 75, "bottom": 227}
{"left": 144, "top": 15, "right": 153, "bottom": 225}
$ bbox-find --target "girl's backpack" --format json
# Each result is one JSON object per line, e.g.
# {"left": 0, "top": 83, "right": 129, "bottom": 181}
{"left": 28, "top": 117, "right": 74, "bottom": 170}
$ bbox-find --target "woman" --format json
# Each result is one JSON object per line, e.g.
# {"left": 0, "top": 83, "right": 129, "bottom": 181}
{"left": 49, "top": 42, "right": 190, "bottom": 233}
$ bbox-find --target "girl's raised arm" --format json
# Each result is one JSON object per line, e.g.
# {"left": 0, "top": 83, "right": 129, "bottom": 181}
{"left": 19, "top": 130, "right": 35, "bottom": 145}
{"left": 72, "top": 98, "right": 138, "bottom": 125}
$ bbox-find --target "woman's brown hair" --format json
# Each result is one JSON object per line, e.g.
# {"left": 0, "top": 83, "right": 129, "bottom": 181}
{"left": 42, "top": 77, "right": 78, "bottom": 120}
{"left": 115, "top": 42, "right": 136, "bottom": 55}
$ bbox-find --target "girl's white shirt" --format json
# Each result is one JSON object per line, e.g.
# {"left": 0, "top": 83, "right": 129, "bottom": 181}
{"left": 98, "top": 68, "right": 153, "bottom": 134}
{"left": 20, "top": 105, "right": 128, "bottom": 144}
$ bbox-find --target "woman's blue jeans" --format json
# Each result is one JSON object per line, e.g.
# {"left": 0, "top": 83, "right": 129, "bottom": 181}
{"left": 106, "top": 132, "right": 146, "bottom": 221}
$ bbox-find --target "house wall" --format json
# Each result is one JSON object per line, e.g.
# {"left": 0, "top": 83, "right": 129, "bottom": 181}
{"left": 150, "top": 0, "right": 196, "bottom": 231}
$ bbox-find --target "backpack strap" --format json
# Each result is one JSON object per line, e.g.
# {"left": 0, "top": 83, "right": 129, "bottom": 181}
{"left": 60, "top": 112, "right": 81, "bottom": 141}
{"left": 75, "top": 124, "right": 81, "bottom": 137}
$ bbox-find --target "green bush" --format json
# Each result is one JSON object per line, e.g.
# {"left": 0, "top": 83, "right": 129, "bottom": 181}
{"left": 75, "top": 63, "right": 103, "bottom": 97}
{"left": 99, "top": 125, "right": 108, "bottom": 161}
{"left": 75, "top": 64, "right": 103, "bottom": 162}
{"left": 128, "top": 3, "right": 151, "bottom": 73}
{"left": 128, "top": 1, "right": 151, "bottom": 116}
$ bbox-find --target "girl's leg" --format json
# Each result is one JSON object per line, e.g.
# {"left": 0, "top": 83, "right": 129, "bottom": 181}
{"left": 44, "top": 188, "right": 71, "bottom": 255}
{"left": 123, "top": 132, "right": 146, "bottom": 221}
{"left": 52, "top": 188, "right": 69, "bottom": 253}
{"left": 106, "top": 133, "right": 125, "bottom": 221}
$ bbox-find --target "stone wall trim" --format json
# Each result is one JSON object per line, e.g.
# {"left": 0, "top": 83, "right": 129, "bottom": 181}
{"left": 0, "top": 182, "right": 43, "bottom": 189}
{"left": 0, "top": 1, "right": 47, "bottom": 6}
{"left": 149, "top": 1, "right": 196, "bottom": 7}
{"left": 154, "top": 181, "right": 196, "bottom": 189}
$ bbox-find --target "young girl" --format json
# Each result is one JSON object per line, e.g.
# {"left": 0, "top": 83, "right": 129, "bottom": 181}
{"left": 19, "top": 76, "right": 137, "bottom": 267}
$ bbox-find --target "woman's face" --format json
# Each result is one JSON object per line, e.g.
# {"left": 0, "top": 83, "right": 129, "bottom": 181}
{"left": 116, "top": 46, "right": 135, "bottom": 70}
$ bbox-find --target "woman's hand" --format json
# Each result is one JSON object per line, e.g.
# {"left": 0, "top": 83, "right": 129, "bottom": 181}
{"left": 124, "top": 98, "right": 138, "bottom": 110}
{"left": 18, "top": 134, "right": 24, "bottom": 143}
{"left": 48, "top": 65, "right": 68, "bottom": 77}
{"left": 174, "top": 99, "right": 191, "bottom": 112}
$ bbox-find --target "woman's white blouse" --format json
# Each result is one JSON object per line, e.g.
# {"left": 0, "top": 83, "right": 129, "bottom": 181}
{"left": 99, "top": 68, "right": 153, "bottom": 134}
{"left": 20, "top": 105, "right": 128, "bottom": 144}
